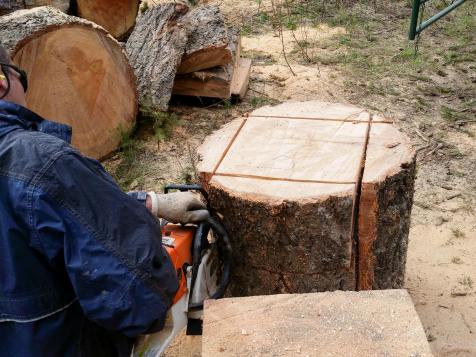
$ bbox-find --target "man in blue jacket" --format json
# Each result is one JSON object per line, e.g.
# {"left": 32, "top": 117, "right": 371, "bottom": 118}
{"left": 0, "top": 45, "right": 209, "bottom": 356}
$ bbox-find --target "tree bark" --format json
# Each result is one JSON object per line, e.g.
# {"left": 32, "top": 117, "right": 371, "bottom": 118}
{"left": 76, "top": 0, "right": 140, "bottom": 40}
{"left": 177, "top": 5, "right": 233, "bottom": 74}
{"left": 197, "top": 101, "right": 415, "bottom": 296}
{"left": 0, "top": 0, "right": 70, "bottom": 15}
{"left": 0, "top": 6, "right": 138, "bottom": 159}
{"left": 126, "top": 3, "right": 189, "bottom": 111}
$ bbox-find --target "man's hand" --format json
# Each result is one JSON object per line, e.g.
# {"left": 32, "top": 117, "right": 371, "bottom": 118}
{"left": 147, "top": 191, "right": 210, "bottom": 224}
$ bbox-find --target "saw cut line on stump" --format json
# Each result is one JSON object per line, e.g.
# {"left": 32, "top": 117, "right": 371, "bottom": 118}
{"left": 0, "top": 6, "right": 138, "bottom": 159}
{"left": 197, "top": 101, "right": 416, "bottom": 296}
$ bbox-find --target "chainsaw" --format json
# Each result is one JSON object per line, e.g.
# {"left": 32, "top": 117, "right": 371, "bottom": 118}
{"left": 133, "top": 184, "right": 232, "bottom": 357}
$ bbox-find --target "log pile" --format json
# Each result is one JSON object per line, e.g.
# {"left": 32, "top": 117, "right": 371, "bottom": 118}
{"left": 0, "top": 2, "right": 250, "bottom": 157}
{"left": 172, "top": 5, "right": 251, "bottom": 100}
{"left": 126, "top": 3, "right": 251, "bottom": 110}
{"left": 197, "top": 101, "right": 416, "bottom": 296}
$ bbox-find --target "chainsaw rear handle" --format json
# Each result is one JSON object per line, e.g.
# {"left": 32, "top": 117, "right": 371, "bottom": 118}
{"left": 206, "top": 216, "right": 232, "bottom": 299}
{"left": 164, "top": 184, "right": 232, "bottom": 300}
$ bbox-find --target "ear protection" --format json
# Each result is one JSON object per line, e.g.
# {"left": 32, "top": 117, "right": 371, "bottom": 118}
{"left": 0, "top": 74, "right": 5, "bottom": 81}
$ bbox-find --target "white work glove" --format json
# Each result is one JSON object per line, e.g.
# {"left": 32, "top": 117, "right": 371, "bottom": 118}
{"left": 148, "top": 191, "right": 210, "bottom": 224}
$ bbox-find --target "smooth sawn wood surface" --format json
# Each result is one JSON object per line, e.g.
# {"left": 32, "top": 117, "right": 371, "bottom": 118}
{"left": 2, "top": 7, "right": 138, "bottom": 159}
{"left": 77, "top": 0, "right": 140, "bottom": 40}
{"left": 203, "top": 290, "right": 433, "bottom": 357}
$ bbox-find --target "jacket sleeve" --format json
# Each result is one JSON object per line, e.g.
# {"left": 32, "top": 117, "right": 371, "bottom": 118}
{"left": 31, "top": 151, "right": 179, "bottom": 337}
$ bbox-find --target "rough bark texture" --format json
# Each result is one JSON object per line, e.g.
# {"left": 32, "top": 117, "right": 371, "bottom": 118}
{"left": 126, "top": 3, "right": 189, "bottom": 111}
{"left": 77, "top": 0, "right": 140, "bottom": 40}
{"left": 0, "top": 0, "right": 69, "bottom": 15}
{"left": 207, "top": 185, "right": 356, "bottom": 296}
{"left": 0, "top": 6, "right": 138, "bottom": 159}
{"left": 0, "top": 6, "right": 75, "bottom": 52}
{"left": 177, "top": 5, "right": 232, "bottom": 74}
{"left": 197, "top": 101, "right": 416, "bottom": 297}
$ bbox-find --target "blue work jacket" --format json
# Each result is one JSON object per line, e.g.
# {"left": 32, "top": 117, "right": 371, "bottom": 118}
{"left": 0, "top": 100, "right": 179, "bottom": 356}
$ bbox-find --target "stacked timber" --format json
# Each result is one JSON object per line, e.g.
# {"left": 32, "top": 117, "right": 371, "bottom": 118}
{"left": 126, "top": 3, "right": 251, "bottom": 109}
{"left": 0, "top": 6, "right": 138, "bottom": 159}
{"left": 197, "top": 101, "right": 416, "bottom": 296}
{"left": 172, "top": 5, "right": 251, "bottom": 100}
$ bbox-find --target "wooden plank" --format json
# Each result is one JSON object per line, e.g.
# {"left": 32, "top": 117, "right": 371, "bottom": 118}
{"left": 230, "top": 58, "right": 251, "bottom": 99}
{"left": 203, "top": 290, "right": 433, "bottom": 357}
{"left": 172, "top": 64, "right": 233, "bottom": 99}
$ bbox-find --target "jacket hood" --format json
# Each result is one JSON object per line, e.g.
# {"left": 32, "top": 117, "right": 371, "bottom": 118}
{"left": 0, "top": 100, "right": 72, "bottom": 143}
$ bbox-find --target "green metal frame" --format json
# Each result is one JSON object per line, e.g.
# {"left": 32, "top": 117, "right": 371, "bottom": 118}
{"left": 409, "top": 0, "right": 468, "bottom": 40}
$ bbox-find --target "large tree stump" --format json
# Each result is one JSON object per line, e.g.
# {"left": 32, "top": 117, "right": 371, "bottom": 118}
{"left": 0, "top": 0, "right": 69, "bottom": 15}
{"left": 177, "top": 5, "right": 233, "bottom": 74}
{"left": 126, "top": 3, "right": 189, "bottom": 111}
{"left": 0, "top": 6, "right": 138, "bottom": 159}
{"left": 76, "top": 0, "right": 140, "bottom": 40}
{"left": 197, "top": 101, "right": 416, "bottom": 296}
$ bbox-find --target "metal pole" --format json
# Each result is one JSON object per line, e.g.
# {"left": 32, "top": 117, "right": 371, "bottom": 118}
{"left": 409, "top": 0, "right": 421, "bottom": 40}
{"left": 416, "top": 0, "right": 468, "bottom": 34}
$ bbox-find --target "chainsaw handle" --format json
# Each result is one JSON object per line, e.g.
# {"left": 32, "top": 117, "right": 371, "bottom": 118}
{"left": 164, "top": 184, "right": 209, "bottom": 201}
{"left": 165, "top": 184, "right": 231, "bottom": 299}
{"left": 206, "top": 216, "right": 232, "bottom": 299}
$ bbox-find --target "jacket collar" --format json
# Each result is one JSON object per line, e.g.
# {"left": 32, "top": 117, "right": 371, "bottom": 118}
{"left": 0, "top": 100, "right": 72, "bottom": 143}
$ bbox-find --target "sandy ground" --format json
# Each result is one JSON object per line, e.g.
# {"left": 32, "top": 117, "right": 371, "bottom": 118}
{"left": 117, "top": 1, "right": 476, "bottom": 355}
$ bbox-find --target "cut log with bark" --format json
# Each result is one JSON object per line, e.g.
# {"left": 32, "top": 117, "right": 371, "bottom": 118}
{"left": 177, "top": 5, "right": 233, "bottom": 74}
{"left": 172, "top": 29, "right": 246, "bottom": 99}
{"left": 0, "top": 0, "right": 70, "bottom": 15}
{"left": 197, "top": 101, "right": 416, "bottom": 296}
{"left": 126, "top": 3, "right": 189, "bottom": 111}
{"left": 76, "top": 0, "right": 140, "bottom": 40}
{"left": 173, "top": 58, "right": 251, "bottom": 100}
{"left": 0, "top": 6, "right": 138, "bottom": 159}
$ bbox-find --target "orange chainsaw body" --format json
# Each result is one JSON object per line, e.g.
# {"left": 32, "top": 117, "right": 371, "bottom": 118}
{"left": 162, "top": 225, "right": 194, "bottom": 304}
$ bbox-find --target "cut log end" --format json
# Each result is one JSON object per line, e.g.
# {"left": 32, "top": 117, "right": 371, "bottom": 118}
{"left": 197, "top": 101, "right": 415, "bottom": 296}
{"left": 77, "top": 0, "right": 140, "bottom": 40}
{"left": 1, "top": 7, "right": 138, "bottom": 159}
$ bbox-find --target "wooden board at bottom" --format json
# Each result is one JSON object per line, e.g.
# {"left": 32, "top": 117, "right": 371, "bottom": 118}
{"left": 203, "top": 289, "right": 433, "bottom": 357}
